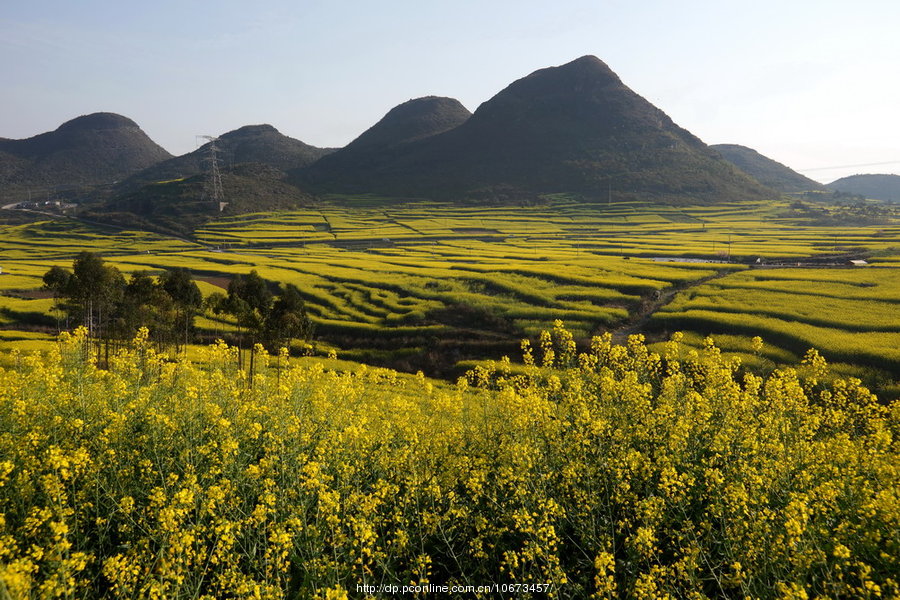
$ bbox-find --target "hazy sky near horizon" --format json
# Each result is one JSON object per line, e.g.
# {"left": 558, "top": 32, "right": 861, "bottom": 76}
{"left": 2, "top": 0, "right": 898, "bottom": 184}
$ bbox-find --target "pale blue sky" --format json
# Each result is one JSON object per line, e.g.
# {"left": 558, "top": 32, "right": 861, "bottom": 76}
{"left": 2, "top": 0, "right": 898, "bottom": 183}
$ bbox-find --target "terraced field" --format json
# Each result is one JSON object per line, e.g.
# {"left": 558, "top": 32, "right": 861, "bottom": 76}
{"left": 649, "top": 267, "right": 900, "bottom": 393}
{"left": 0, "top": 197, "right": 897, "bottom": 393}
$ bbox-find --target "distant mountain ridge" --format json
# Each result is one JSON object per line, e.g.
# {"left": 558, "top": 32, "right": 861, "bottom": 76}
{"left": 6, "top": 55, "right": 788, "bottom": 236}
{"left": 827, "top": 174, "right": 900, "bottom": 202}
{"left": 0, "top": 112, "right": 172, "bottom": 188}
{"left": 297, "top": 56, "right": 771, "bottom": 203}
{"left": 712, "top": 144, "right": 824, "bottom": 193}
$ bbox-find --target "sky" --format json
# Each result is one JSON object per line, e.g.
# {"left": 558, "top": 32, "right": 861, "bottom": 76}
{"left": 2, "top": 0, "right": 899, "bottom": 184}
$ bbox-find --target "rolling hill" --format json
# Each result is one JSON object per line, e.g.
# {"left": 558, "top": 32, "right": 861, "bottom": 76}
{"left": 827, "top": 174, "right": 900, "bottom": 202}
{"left": 86, "top": 163, "right": 315, "bottom": 237}
{"left": 0, "top": 112, "right": 172, "bottom": 190}
{"left": 712, "top": 144, "right": 824, "bottom": 193}
{"left": 119, "top": 124, "right": 333, "bottom": 191}
{"left": 342, "top": 96, "right": 472, "bottom": 151}
{"left": 297, "top": 56, "right": 773, "bottom": 203}
{"left": 91, "top": 124, "right": 334, "bottom": 235}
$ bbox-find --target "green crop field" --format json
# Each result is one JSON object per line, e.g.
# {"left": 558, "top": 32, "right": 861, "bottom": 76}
{"left": 0, "top": 196, "right": 897, "bottom": 394}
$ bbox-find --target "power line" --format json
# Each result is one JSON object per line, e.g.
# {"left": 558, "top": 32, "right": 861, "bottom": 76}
{"left": 799, "top": 160, "right": 900, "bottom": 172}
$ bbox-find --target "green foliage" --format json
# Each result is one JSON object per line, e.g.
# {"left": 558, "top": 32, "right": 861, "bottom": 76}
{"left": 41, "top": 253, "right": 208, "bottom": 355}
{"left": 219, "top": 270, "right": 312, "bottom": 355}
{"left": 266, "top": 284, "right": 313, "bottom": 349}
{"left": 116, "top": 271, "right": 176, "bottom": 346}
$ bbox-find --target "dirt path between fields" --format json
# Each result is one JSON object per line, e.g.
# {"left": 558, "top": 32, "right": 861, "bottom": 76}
{"left": 609, "top": 269, "right": 734, "bottom": 344}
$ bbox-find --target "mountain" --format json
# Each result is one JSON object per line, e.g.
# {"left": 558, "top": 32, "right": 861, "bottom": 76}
{"left": 88, "top": 163, "right": 316, "bottom": 237}
{"left": 298, "top": 96, "right": 471, "bottom": 188}
{"left": 712, "top": 144, "right": 824, "bottom": 193}
{"left": 92, "top": 124, "right": 333, "bottom": 235}
{"left": 297, "top": 56, "right": 772, "bottom": 203}
{"left": 341, "top": 96, "right": 472, "bottom": 150}
{"left": 120, "top": 124, "right": 333, "bottom": 191}
{"left": 0, "top": 112, "right": 172, "bottom": 189}
{"left": 827, "top": 174, "right": 900, "bottom": 202}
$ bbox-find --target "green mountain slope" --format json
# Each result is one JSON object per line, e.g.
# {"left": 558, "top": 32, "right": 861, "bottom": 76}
{"left": 827, "top": 174, "right": 900, "bottom": 202}
{"left": 120, "top": 124, "right": 333, "bottom": 191}
{"left": 712, "top": 144, "right": 824, "bottom": 193}
{"left": 0, "top": 112, "right": 172, "bottom": 189}
{"left": 88, "top": 163, "right": 315, "bottom": 237}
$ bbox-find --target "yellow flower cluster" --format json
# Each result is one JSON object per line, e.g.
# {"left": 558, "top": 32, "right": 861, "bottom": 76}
{"left": 0, "top": 324, "right": 897, "bottom": 598}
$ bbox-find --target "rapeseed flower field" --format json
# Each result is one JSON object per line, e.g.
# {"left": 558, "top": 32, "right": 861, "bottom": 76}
{"left": 1, "top": 324, "right": 896, "bottom": 598}
{"left": 2, "top": 200, "right": 898, "bottom": 393}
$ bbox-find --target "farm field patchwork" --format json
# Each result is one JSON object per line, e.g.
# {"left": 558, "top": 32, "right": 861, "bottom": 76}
{"left": 0, "top": 197, "right": 897, "bottom": 391}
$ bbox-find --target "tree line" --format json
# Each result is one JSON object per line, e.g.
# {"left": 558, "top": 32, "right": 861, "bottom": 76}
{"left": 43, "top": 252, "right": 312, "bottom": 364}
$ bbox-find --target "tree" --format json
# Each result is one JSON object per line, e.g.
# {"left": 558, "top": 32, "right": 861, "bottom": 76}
{"left": 221, "top": 272, "right": 312, "bottom": 375}
{"left": 42, "top": 256, "right": 208, "bottom": 358}
{"left": 225, "top": 270, "right": 273, "bottom": 369}
{"left": 43, "top": 266, "right": 72, "bottom": 332}
{"left": 227, "top": 270, "right": 272, "bottom": 318}
{"left": 203, "top": 292, "right": 228, "bottom": 339}
{"left": 114, "top": 272, "right": 177, "bottom": 350}
{"left": 264, "top": 283, "right": 312, "bottom": 351}
{"left": 159, "top": 268, "right": 203, "bottom": 353}
{"left": 43, "top": 252, "right": 125, "bottom": 364}
{"left": 70, "top": 251, "right": 125, "bottom": 341}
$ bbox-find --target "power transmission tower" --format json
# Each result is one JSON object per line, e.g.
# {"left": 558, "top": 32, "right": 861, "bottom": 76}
{"left": 198, "top": 135, "right": 225, "bottom": 211}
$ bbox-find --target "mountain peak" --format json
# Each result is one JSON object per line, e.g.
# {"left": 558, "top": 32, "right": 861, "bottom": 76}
{"left": 221, "top": 124, "right": 280, "bottom": 138}
{"left": 495, "top": 54, "right": 623, "bottom": 99}
{"left": 466, "top": 54, "right": 634, "bottom": 132}
{"left": 347, "top": 96, "right": 472, "bottom": 150}
{"left": 0, "top": 112, "right": 171, "bottom": 188}
{"left": 56, "top": 112, "right": 140, "bottom": 133}
{"left": 554, "top": 55, "right": 620, "bottom": 79}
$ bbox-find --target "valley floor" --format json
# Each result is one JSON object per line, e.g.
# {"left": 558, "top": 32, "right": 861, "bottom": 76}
{"left": 0, "top": 196, "right": 897, "bottom": 396}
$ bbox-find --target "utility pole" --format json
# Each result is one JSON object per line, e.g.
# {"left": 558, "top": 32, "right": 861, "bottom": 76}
{"left": 198, "top": 135, "right": 225, "bottom": 212}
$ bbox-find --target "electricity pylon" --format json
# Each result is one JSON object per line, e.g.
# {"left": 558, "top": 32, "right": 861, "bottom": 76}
{"left": 198, "top": 135, "right": 225, "bottom": 211}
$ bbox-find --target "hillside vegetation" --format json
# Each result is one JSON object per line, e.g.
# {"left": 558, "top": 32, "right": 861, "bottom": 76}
{"left": 118, "top": 124, "right": 333, "bottom": 192}
{"left": 828, "top": 174, "right": 900, "bottom": 202}
{"left": 711, "top": 144, "right": 824, "bottom": 193}
{"left": 0, "top": 113, "right": 171, "bottom": 190}
{"left": 88, "top": 164, "right": 317, "bottom": 237}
